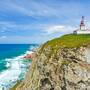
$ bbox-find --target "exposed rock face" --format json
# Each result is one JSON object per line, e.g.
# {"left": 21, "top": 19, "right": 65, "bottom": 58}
{"left": 16, "top": 46, "right": 90, "bottom": 90}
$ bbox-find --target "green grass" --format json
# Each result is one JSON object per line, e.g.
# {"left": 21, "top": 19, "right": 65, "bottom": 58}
{"left": 39, "top": 34, "right": 90, "bottom": 54}
{"left": 43, "top": 34, "right": 90, "bottom": 49}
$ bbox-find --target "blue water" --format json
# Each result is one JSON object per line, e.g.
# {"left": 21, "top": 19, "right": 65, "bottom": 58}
{"left": 0, "top": 44, "right": 38, "bottom": 90}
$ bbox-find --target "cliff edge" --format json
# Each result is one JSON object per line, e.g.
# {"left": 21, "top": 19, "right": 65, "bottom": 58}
{"left": 16, "top": 34, "right": 90, "bottom": 90}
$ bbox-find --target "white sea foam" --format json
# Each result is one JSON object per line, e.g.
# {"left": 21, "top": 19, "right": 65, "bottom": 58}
{"left": 6, "top": 62, "right": 10, "bottom": 68}
{"left": 0, "top": 50, "right": 33, "bottom": 90}
{"left": 25, "top": 50, "right": 34, "bottom": 55}
{"left": 0, "top": 60, "right": 21, "bottom": 89}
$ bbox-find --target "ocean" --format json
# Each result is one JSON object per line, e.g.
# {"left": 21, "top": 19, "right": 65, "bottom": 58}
{"left": 0, "top": 44, "right": 38, "bottom": 90}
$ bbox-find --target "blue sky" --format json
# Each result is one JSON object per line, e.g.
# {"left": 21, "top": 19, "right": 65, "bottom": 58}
{"left": 0, "top": 0, "right": 90, "bottom": 44}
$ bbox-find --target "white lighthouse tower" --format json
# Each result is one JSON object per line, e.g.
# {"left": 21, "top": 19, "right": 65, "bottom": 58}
{"left": 73, "top": 16, "right": 90, "bottom": 34}
{"left": 80, "top": 16, "right": 85, "bottom": 31}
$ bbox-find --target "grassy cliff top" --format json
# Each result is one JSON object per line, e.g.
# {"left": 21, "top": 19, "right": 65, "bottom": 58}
{"left": 43, "top": 34, "right": 90, "bottom": 49}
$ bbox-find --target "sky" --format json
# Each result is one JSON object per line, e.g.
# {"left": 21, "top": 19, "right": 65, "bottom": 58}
{"left": 0, "top": 0, "right": 90, "bottom": 44}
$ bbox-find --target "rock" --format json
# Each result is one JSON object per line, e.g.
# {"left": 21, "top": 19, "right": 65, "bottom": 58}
{"left": 16, "top": 45, "right": 90, "bottom": 90}
{"left": 24, "top": 54, "right": 33, "bottom": 59}
{"left": 24, "top": 52, "right": 35, "bottom": 59}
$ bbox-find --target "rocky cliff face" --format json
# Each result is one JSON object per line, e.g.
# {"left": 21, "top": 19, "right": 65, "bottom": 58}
{"left": 16, "top": 44, "right": 90, "bottom": 90}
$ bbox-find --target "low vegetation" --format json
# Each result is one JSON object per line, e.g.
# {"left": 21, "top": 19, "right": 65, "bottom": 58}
{"left": 44, "top": 34, "right": 90, "bottom": 49}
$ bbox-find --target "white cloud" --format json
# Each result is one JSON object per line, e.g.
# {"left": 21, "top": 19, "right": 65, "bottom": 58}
{"left": 44, "top": 25, "right": 76, "bottom": 34}
{"left": 0, "top": 36, "right": 7, "bottom": 39}
{"left": 0, "top": 0, "right": 59, "bottom": 17}
{"left": 0, "top": 21, "right": 77, "bottom": 36}
{"left": 0, "top": 21, "right": 34, "bottom": 31}
{"left": 0, "top": 30, "right": 6, "bottom": 33}
{"left": 86, "top": 22, "right": 90, "bottom": 29}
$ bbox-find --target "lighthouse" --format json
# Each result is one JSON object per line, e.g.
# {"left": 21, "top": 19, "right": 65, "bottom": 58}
{"left": 73, "top": 16, "right": 90, "bottom": 34}
{"left": 80, "top": 16, "right": 85, "bottom": 31}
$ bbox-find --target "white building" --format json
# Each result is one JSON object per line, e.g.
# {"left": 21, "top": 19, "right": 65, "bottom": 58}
{"left": 73, "top": 16, "right": 90, "bottom": 34}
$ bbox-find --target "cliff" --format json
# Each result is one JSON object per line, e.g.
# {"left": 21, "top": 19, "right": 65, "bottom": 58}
{"left": 16, "top": 34, "right": 90, "bottom": 90}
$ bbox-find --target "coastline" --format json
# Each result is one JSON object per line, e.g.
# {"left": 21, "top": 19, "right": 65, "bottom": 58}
{"left": 0, "top": 44, "right": 38, "bottom": 90}
{"left": 10, "top": 50, "right": 36, "bottom": 90}
{"left": 16, "top": 34, "right": 90, "bottom": 90}
{"left": 10, "top": 46, "right": 39, "bottom": 90}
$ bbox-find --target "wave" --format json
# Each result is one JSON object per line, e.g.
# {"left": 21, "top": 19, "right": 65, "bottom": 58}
{"left": 0, "top": 62, "right": 21, "bottom": 90}
{"left": 0, "top": 50, "right": 33, "bottom": 90}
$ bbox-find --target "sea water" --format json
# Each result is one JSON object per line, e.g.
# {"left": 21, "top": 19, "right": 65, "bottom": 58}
{"left": 0, "top": 44, "right": 38, "bottom": 90}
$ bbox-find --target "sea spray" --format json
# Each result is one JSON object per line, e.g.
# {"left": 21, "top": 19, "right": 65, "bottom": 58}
{"left": 0, "top": 44, "right": 38, "bottom": 90}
